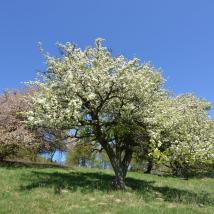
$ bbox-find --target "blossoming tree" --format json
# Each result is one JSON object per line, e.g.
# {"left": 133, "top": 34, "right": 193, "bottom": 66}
{"left": 0, "top": 90, "right": 41, "bottom": 160}
{"left": 26, "top": 39, "right": 166, "bottom": 189}
{"left": 0, "top": 89, "right": 68, "bottom": 162}
{"left": 148, "top": 94, "right": 214, "bottom": 177}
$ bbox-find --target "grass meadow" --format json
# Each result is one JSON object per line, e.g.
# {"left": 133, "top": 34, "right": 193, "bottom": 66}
{"left": 0, "top": 161, "right": 213, "bottom": 214}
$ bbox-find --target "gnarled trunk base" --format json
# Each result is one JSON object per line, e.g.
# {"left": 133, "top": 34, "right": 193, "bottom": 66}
{"left": 112, "top": 173, "right": 126, "bottom": 190}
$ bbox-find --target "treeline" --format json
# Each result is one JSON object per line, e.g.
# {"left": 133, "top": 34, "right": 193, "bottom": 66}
{"left": 0, "top": 88, "right": 213, "bottom": 178}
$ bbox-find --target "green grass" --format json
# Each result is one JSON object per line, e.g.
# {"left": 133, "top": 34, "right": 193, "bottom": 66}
{"left": 0, "top": 162, "right": 214, "bottom": 214}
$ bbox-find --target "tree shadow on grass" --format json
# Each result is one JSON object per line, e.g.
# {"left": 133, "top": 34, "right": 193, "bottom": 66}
{"left": 20, "top": 170, "right": 214, "bottom": 206}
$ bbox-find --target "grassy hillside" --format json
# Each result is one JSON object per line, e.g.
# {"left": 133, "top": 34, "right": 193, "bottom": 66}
{"left": 0, "top": 162, "right": 214, "bottom": 214}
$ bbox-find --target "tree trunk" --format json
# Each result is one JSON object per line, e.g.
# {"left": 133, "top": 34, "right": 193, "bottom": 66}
{"left": 92, "top": 117, "right": 133, "bottom": 190}
{"left": 81, "top": 157, "right": 86, "bottom": 167}
{"left": 49, "top": 151, "right": 56, "bottom": 162}
{"left": 0, "top": 156, "right": 3, "bottom": 162}
{"left": 145, "top": 158, "right": 153, "bottom": 174}
{"left": 104, "top": 144, "right": 133, "bottom": 190}
{"left": 112, "top": 166, "right": 126, "bottom": 189}
{"left": 171, "top": 161, "right": 180, "bottom": 176}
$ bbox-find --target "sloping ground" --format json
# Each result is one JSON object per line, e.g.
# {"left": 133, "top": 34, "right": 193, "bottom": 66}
{"left": 0, "top": 159, "right": 68, "bottom": 169}
{"left": 0, "top": 163, "right": 213, "bottom": 214}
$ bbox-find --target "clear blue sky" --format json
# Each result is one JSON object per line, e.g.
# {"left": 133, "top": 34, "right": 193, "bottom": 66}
{"left": 0, "top": 0, "right": 213, "bottom": 116}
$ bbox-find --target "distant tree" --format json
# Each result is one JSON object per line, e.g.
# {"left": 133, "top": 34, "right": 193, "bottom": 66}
{"left": 0, "top": 89, "right": 41, "bottom": 160}
{"left": 39, "top": 128, "right": 68, "bottom": 162}
{"left": 0, "top": 89, "right": 68, "bottom": 161}
{"left": 146, "top": 94, "right": 214, "bottom": 177}
{"left": 66, "top": 139, "right": 96, "bottom": 167}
